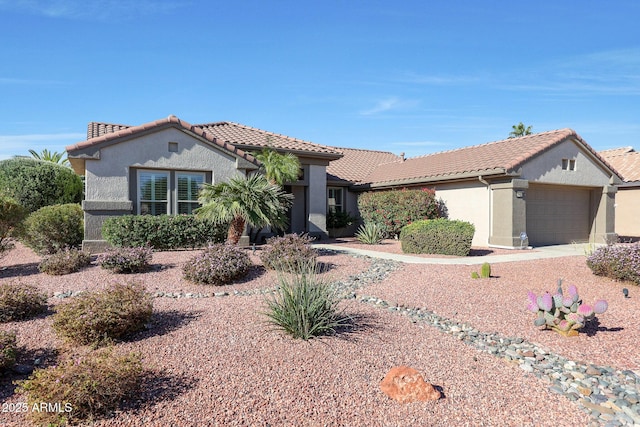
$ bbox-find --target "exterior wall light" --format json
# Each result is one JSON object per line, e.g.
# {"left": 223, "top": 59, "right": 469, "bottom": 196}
{"left": 515, "top": 190, "right": 525, "bottom": 198}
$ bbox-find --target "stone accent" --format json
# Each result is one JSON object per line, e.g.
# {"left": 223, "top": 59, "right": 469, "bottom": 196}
{"left": 380, "top": 366, "right": 441, "bottom": 403}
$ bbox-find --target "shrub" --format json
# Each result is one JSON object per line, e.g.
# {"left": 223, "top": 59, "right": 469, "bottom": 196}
{"left": 21, "top": 203, "right": 83, "bottom": 255}
{"left": 400, "top": 218, "right": 475, "bottom": 256}
{"left": 0, "top": 157, "right": 82, "bottom": 213}
{"left": 355, "top": 222, "right": 383, "bottom": 244}
{"left": 16, "top": 349, "right": 144, "bottom": 426}
{"left": 0, "top": 194, "right": 27, "bottom": 258}
{"left": 182, "top": 244, "right": 252, "bottom": 285}
{"left": 39, "top": 247, "right": 91, "bottom": 275}
{"left": 97, "top": 246, "right": 153, "bottom": 274}
{"left": 263, "top": 262, "right": 351, "bottom": 340}
{"left": 586, "top": 244, "right": 640, "bottom": 286}
{"left": 102, "top": 214, "right": 227, "bottom": 250}
{"left": 259, "top": 233, "right": 318, "bottom": 272}
{"left": 0, "top": 330, "right": 17, "bottom": 371}
{"left": 327, "top": 210, "right": 358, "bottom": 229}
{"left": 52, "top": 282, "right": 153, "bottom": 346}
{"left": 0, "top": 282, "right": 48, "bottom": 322}
{"left": 358, "top": 188, "right": 447, "bottom": 238}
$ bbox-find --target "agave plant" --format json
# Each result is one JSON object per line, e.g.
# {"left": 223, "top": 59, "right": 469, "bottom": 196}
{"left": 355, "top": 222, "right": 383, "bottom": 244}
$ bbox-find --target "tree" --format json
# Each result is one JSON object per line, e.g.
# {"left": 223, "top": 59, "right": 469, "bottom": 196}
{"left": 28, "top": 149, "right": 69, "bottom": 166}
{"left": 195, "top": 174, "right": 294, "bottom": 245}
{"left": 508, "top": 122, "right": 533, "bottom": 138}
{"left": 254, "top": 147, "right": 301, "bottom": 186}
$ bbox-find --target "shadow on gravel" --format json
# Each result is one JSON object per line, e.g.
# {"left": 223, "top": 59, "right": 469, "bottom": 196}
{"left": 130, "top": 310, "right": 204, "bottom": 342}
{"left": 0, "top": 346, "right": 60, "bottom": 401}
{"left": 0, "top": 262, "right": 41, "bottom": 278}
{"left": 233, "top": 265, "right": 268, "bottom": 284}
{"left": 582, "top": 318, "right": 624, "bottom": 337}
{"left": 330, "top": 312, "right": 383, "bottom": 343}
{"left": 122, "top": 371, "right": 199, "bottom": 413}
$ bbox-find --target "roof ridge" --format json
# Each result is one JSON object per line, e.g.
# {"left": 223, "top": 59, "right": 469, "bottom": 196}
{"left": 330, "top": 146, "right": 399, "bottom": 155}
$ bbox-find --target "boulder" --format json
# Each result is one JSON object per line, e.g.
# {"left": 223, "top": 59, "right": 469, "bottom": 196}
{"left": 380, "top": 366, "right": 441, "bottom": 403}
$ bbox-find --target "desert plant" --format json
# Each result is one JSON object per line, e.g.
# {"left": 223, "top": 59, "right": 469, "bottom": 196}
{"left": 102, "top": 214, "right": 227, "bottom": 250}
{"left": 0, "top": 194, "right": 26, "bottom": 259}
{"left": 16, "top": 349, "right": 144, "bottom": 426}
{"left": 0, "top": 157, "right": 82, "bottom": 213}
{"left": 97, "top": 246, "right": 153, "bottom": 274}
{"left": 400, "top": 219, "right": 475, "bottom": 256}
{"left": 196, "top": 174, "right": 294, "bottom": 245}
{"left": 586, "top": 244, "right": 640, "bottom": 286}
{"left": 0, "top": 330, "right": 17, "bottom": 371}
{"left": 28, "top": 148, "right": 69, "bottom": 165}
{"left": 21, "top": 203, "right": 83, "bottom": 255}
{"left": 0, "top": 282, "right": 48, "bottom": 322}
{"left": 263, "top": 262, "right": 351, "bottom": 340}
{"left": 355, "top": 222, "right": 383, "bottom": 244}
{"left": 182, "top": 244, "right": 252, "bottom": 285}
{"left": 471, "top": 271, "right": 480, "bottom": 279}
{"left": 39, "top": 247, "right": 91, "bottom": 275}
{"left": 259, "top": 233, "right": 318, "bottom": 272}
{"left": 255, "top": 147, "right": 301, "bottom": 186}
{"left": 527, "top": 279, "right": 608, "bottom": 336}
{"left": 327, "top": 210, "right": 358, "bottom": 229}
{"left": 480, "top": 262, "right": 491, "bottom": 278}
{"left": 358, "top": 188, "right": 447, "bottom": 238}
{"left": 52, "top": 282, "right": 153, "bottom": 346}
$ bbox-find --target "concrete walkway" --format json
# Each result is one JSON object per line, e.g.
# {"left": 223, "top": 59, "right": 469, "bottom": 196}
{"left": 313, "top": 243, "right": 591, "bottom": 265}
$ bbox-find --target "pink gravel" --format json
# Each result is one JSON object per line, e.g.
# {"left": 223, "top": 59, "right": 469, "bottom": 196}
{"left": 2, "top": 241, "right": 633, "bottom": 426}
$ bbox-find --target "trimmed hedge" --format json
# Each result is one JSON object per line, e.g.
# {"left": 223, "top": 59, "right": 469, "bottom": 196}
{"left": 358, "top": 188, "right": 447, "bottom": 238}
{"left": 0, "top": 158, "right": 82, "bottom": 213}
{"left": 21, "top": 203, "right": 84, "bottom": 255}
{"left": 586, "top": 244, "right": 640, "bottom": 286}
{"left": 0, "top": 194, "right": 26, "bottom": 258}
{"left": 102, "top": 214, "right": 227, "bottom": 250}
{"left": 400, "top": 219, "right": 475, "bottom": 256}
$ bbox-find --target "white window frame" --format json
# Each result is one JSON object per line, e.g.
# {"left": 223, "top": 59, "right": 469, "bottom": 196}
{"left": 175, "top": 172, "right": 205, "bottom": 215}
{"left": 138, "top": 170, "right": 170, "bottom": 215}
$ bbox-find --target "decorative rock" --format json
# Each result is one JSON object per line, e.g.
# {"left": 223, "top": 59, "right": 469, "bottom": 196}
{"left": 11, "top": 364, "right": 34, "bottom": 375}
{"left": 587, "top": 366, "right": 603, "bottom": 376}
{"left": 380, "top": 366, "right": 441, "bottom": 403}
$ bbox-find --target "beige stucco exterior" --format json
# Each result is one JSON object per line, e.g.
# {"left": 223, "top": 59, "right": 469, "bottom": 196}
{"left": 615, "top": 186, "right": 640, "bottom": 239}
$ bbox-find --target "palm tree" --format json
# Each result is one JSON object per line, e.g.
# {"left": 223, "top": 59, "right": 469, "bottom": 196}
{"left": 195, "top": 174, "right": 294, "bottom": 245}
{"left": 508, "top": 123, "right": 533, "bottom": 138}
{"left": 255, "top": 147, "right": 301, "bottom": 186}
{"left": 28, "top": 149, "right": 69, "bottom": 166}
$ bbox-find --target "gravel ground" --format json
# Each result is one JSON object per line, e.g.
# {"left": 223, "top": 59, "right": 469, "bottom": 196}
{"left": 2, "top": 241, "right": 635, "bottom": 426}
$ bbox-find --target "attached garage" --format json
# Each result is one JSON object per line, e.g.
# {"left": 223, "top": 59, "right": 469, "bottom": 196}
{"left": 526, "top": 184, "right": 592, "bottom": 245}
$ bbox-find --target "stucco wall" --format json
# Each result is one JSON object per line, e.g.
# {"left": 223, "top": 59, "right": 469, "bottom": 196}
{"left": 308, "top": 164, "right": 327, "bottom": 237}
{"left": 434, "top": 181, "right": 490, "bottom": 246}
{"left": 521, "top": 138, "right": 614, "bottom": 186}
{"left": 615, "top": 187, "right": 640, "bottom": 238}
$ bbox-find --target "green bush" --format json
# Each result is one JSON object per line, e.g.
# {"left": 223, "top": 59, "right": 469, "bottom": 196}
{"left": 400, "top": 219, "right": 475, "bottom": 256}
{"left": 586, "top": 244, "right": 640, "bottom": 286}
{"left": 0, "top": 330, "right": 17, "bottom": 372}
{"left": 183, "top": 244, "right": 252, "bottom": 285}
{"left": 0, "top": 194, "right": 27, "bottom": 259}
{"left": 263, "top": 262, "right": 351, "bottom": 340}
{"left": 102, "top": 214, "right": 227, "bottom": 250}
{"left": 97, "top": 246, "right": 153, "bottom": 274}
{"left": 52, "top": 282, "right": 153, "bottom": 346}
{"left": 358, "top": 188, "right": 447, "bottom": 238}
{"left": 39, "top": 247, "right": 92, "bottom": 275}
{"left": 16, "top": 349, "right": 144, "bottom": 426}
{"left": 21, "top": 203, "right": 83, "bottom": 255}
{"left": 327, "top": 210, "right": 358, "bottom": 229}
{"left": 0, "top": 157, "right": 82, "bottom": 213}
{"left": 259, "top": 234, "right": 318, "bottom": 272}
{"left": 0, "top": 282, "right": 48, "bottom": 322}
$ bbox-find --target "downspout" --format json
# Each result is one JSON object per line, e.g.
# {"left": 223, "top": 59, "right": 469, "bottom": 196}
{"left": 478, "top": 176, "right": 491, "bottom": 245}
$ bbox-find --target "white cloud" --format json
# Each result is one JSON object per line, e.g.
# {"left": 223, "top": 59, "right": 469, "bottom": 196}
{"left": 0, "top": 132, "right": 85, "bottom": 160}
{"left": 359, "top": 97, "right": 419, "bottom": 116}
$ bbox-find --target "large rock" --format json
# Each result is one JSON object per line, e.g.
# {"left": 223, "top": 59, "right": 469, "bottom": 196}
{"left": 380, "top": 366, "right": 441, "bottom": 403}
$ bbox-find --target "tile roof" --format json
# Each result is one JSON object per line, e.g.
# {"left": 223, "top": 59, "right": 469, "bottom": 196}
{"left": 86, "top": 122, "right": 132, "bottom": 139}
{"left": 326, "top": 147, "right": 403, "bottom": 183}
{"left": 361, "top": 128, "right": 616, "bottom": 187}
{"left": 600, "top": 147, "right": 640, "bottom": 182}
{"left": 195, "top": 121, "right": 342, "bottom": 158}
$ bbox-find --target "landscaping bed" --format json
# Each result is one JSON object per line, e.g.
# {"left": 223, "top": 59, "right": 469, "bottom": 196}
{"left": 2, "top": 242, "right": 638, "bottom": 426}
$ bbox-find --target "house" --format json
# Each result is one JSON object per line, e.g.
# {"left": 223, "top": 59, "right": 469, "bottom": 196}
{"left": 599, "top": 147, "right": 640, "bottom": 240}
{"left": 66, "top": 115, "right": 342, "bottom": 251}
{"left": 328, "top": 129, "right": 622, "bottom": 247}
{"left": 67, "top": 116, "right": 622, "bottom": 251}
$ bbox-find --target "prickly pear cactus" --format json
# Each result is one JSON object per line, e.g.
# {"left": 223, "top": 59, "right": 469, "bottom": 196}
{"left": 526, "top": 280, "right": 608, "bottom": 336}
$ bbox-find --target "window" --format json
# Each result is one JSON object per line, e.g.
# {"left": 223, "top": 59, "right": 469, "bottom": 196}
{"left": 327, "top": 187, "right": 343, "bottom": 213}
{"left": 177, "top": 173, "right": 204, "bottom": 214}
{"left": 139, "top": 171, "right": 169, "bottom": 215}
{"left": 562, "top": 158, "right": 576, "bottom": 171}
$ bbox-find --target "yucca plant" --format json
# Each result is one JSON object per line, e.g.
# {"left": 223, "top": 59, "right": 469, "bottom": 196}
{"left": 355, "top": 222, "right": 383, "bottom": 244}
{"left": 262, "top": 262, "right": 351, "bottom": 340}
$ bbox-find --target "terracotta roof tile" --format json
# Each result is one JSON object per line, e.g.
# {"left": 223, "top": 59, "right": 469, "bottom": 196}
{"left": 326, "top": 147, "right": 403, "bottom": 183}
{"left": 87, "top": 122, "right": 132, "bottom": 139}
{"left": 600, "top": 147, "right": 640, "bottom": 182}
{"left": 195, "top": 122, "right": 342, "bottom": 158}
{"left": 362, "top": 129, "right": 614, "bottom": 186}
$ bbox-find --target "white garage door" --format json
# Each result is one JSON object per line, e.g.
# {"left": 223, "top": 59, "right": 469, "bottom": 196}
{"left": 526, "top": 184, "right": 592, "bottom": 246}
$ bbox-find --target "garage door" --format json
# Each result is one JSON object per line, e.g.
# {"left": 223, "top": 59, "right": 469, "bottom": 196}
{"left": 526, "top": 184, "right": 591, "bottom": 246}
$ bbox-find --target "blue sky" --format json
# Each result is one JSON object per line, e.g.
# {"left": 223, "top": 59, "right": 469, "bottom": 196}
{"left": 1, "top": 0, "right": 639, "bottom": 161}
